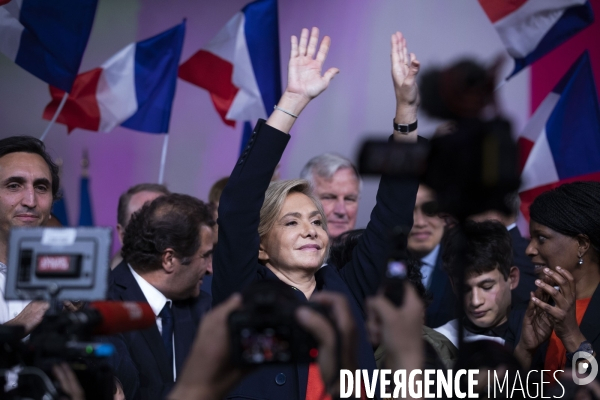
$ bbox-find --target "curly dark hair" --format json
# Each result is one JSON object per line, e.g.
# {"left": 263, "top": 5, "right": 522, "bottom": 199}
{"left": 442, "top": 220, "right": 513, "bottom": 287}
{"left": 0, "top": 136, "right": 60, "bottom": 200}
{"left": 121, "top": 193, "right": 214, "bottom": 273}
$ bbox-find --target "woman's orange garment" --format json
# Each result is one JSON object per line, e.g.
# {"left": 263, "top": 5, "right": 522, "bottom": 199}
{"left": 544, "top": 297, "right": 592, "bottom": 378}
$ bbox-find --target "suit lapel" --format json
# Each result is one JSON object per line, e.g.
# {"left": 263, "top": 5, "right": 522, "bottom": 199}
{"left": 112, "top": 263, "right": 174, "bottom": 382}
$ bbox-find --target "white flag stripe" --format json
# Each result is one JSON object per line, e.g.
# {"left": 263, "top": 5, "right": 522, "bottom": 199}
{"left": 226, "top": 13, "right": 266, "bottom": 121}
{"left": 0, "top": 5, "right": 24, "bottom": 61}
{"left": 519, "top": 92, "right": 560, "bottom": 142}
{"left": 494, "top": 0, "right": 586, "bottom": 58}
{"left": 97, "top": 43, "right": 138, "bottom": 132}
{"left": 520, "top": 127, "right": 560, "bottom": 192}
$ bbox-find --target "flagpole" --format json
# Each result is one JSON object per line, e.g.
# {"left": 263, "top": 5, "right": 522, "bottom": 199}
{"left": 158, "top": 134, "right": 169, "bottom": 184}
{"left": 494, "top": 78, "right": 507, "bottom": 92}
{"left": 40, "top": 92, "right": 69, "bottom": 142}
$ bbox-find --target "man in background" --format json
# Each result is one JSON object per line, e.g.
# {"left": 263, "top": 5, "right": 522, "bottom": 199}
{"left": 109, "top": 193, "right": 213, "bottom": 400}
{"left": 408, "top": 184, "right": 456, "bottom": 328}
{"left": 469, "top": 192, "right": 536, "bottom": 309}
{"left": 0, "top": 136, "right": 55, "bottom": 331}
{"left": 300, "top": 153, "right": 361, "bottom": 238}
{"left": 435, "top": 220, "right": 523, "bottom": 349}
{"left": 110, "top": 183, "right": 170, "bottom": 269}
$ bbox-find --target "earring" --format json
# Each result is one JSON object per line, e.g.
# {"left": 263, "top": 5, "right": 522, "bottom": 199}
{"left": 579, "top": 257, "right": 584, "bottom": 265}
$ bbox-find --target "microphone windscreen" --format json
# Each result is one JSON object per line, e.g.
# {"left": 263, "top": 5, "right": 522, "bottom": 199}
{"left": 89, "top": 301, "right": 155, "bottom": 335}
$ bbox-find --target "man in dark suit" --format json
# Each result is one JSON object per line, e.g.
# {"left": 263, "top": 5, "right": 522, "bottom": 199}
{"left": 408, "top": 184, "right": 456, "bottom": 328}
{"left": 108, "top": 193, "right": 213, "bottom": 400}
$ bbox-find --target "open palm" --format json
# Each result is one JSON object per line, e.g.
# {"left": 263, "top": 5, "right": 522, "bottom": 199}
{"left": 286, "top": 27, "right": 339, "bottom": 101}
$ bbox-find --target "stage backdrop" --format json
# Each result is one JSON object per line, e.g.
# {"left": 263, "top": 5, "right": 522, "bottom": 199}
{"left": 0, "top": 0, "right": 531, "bottom": 254}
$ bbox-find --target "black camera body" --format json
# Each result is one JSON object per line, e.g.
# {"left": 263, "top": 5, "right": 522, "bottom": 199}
{"left": 229, "top": 280, "right": 328, "bottom": 366}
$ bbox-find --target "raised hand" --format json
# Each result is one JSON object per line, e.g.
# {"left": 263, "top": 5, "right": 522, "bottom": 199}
{"left": 390, "top": 32, "right": 420, "bottom": 142}
{"left": 268, "top": 27, "right": 339, "bottom": 133}
{"left": 391, "top": 31, "right": 420, "bottom": 108}
{"left": 286, "top": 27, "right": 339, "bottom": 102}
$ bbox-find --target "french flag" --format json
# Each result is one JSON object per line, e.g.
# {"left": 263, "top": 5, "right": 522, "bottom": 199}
{"left": 479, "top": 0, "right": 595, "bottom": 77}
{"left": 178, "top": 0, "right": 281, "bottom": 127}
{"left": 0, "top": 0, "right": 98, "bottom": 92}
{"left": 43, "top": 22, "right": 185, "bottom": 134}
{"left": 519, "top": 51, "right": 600, "bottom": 221}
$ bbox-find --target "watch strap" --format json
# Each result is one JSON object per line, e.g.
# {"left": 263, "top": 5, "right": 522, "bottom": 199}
{"left": 393, "top": 119, "right": 418, "bottom": 134}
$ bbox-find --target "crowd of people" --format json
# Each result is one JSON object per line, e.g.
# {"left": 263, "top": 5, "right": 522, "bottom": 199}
{"left": 1, "top": 26, "right": 600, "bottom": 400}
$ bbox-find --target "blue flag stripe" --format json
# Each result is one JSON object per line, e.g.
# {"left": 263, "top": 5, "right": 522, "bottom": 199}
{"left": 15, "top": 0, "right": 98, "bottom": 92}
{"left": 546, "top": 52, "right": 600, "bottom": 179}
{"left": 511, "top": 1, "right": 594, "bottom": 77}
{"left": 243, "top": 0, "right": 282, "bottom": 117}
{"left": 78, "top": 177, "right": 94, "bottom": 226}
{"left": 121, "top": 21, "right": 186, "bottom": 134}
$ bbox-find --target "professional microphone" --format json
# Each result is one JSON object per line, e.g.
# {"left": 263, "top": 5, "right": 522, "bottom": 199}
{"left": 88, "top": 301, "right": 155, "bottom": 335}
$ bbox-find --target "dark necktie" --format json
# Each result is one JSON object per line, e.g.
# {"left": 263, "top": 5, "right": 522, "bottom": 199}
{"left": 159, "top": 302, "right": 174, "bottom": 368}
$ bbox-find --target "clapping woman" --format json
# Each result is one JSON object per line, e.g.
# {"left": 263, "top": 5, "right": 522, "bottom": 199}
{"left": 515, "top": 181, "right": 600, "bottom": 377}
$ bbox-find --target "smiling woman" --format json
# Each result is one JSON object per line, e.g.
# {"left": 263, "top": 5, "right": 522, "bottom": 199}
{"left": 515, "top": 181, "right": 600, "bottom": 376}
{"left": 212, "top": 27, "right": 420, "bottom": 400}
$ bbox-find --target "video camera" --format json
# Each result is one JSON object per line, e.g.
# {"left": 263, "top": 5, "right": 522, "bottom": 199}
{"left": 1, "top": 227, "right": 154, "bottom": 400}
{"left": 229, "top": 280, "right": 335, "bottom": 365}
{"left": 358, "top": 59, "right": 520, "bottom": 222}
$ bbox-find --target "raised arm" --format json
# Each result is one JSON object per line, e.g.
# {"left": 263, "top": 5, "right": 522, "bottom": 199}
{"left": 267, "top": 27, "right": 339, "bottom": 133}
{"left": 391, "top": 31, "right": 420, "bottom": 143}
{"left": 212, "top": 28, "right": 338, "bottom": 305}
{"left": 339, "top": 32, "right": 420, "bottom": 309}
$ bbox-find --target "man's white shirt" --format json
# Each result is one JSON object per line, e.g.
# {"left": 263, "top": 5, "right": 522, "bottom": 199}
{"left": 128, "top": 264, "right": 176, "bottom": 379}
{"left": 0, "top": 262, "right": 30, "bottom": 324}
{"left": 434, "top": 319, "right": 505, "bottom": 348}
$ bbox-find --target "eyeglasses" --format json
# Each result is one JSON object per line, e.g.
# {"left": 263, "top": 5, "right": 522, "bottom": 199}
{"left": 415, "top": 200, "right": 439, "bottom": 217}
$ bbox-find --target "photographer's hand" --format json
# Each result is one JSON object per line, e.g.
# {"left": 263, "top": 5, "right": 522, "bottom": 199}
{"left": 366, "top": 284, "right": 424, "bottom": 372}
{"left": 391, "top": 31, "right": 420, "bottom": 143}
{"left": 296, "top": 292, "right": 358, "bottom": 397}
{"left": 4, "top": 301, "right": 49, "bottom": 336}
{"left": 53, "top": 362, "right": 85, "bottom": 400}
{"left": 169, "top": 294, "right": 245, "bottom": 400}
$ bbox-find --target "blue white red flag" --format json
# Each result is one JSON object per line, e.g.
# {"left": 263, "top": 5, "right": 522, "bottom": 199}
{"left": 0, "top": 0, "right": 98, "bottom": 92}
{"left": 519, "top": 51, "right": 600, "bottom": 221}
{"left": 43, "top": 22, "right": 185, "bottom": 134}
{"left": 479, "top": 0, "right": 594, "bottom": 77}
{"left": 178, "top": 0, "right": 282, "bottom": 127}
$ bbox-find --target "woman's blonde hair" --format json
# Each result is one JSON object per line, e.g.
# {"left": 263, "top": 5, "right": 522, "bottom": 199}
{"left": 259, "top": 179, "right": 329, "bottom": 259}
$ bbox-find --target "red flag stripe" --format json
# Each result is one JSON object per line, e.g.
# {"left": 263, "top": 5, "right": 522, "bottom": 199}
{"left": 519, "top": 171, "right": 600, "bottom": 221}
{"left": 178, "top": 50, "right": 238, "bottom": 127}
{"left": 43, "top": 68, "right": 102, "bottom": 132}
{"left": 478, "top": 0, "right": 529, "bottom": 23}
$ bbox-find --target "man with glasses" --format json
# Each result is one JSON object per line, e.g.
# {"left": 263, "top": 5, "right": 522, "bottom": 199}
{"left": 408, "top": 184, "right": 456, "bottom": 328}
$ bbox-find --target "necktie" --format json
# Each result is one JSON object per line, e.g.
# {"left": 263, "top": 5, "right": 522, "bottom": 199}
{"left": 159, "top": 302, "right": 174, "bottom": 367}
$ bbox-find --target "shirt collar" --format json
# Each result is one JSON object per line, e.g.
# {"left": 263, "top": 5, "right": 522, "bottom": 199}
{"left": 421, "top": 244, "right": 441, "bottom": 267}
{"left": 128, "top": 264, "right": 170, "bottom": 317}
{"left": 506, "top": 223, "right": 517, "bottom": 231}
{"left": 0, "top": 262, "right": 6, "bottom": 275}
